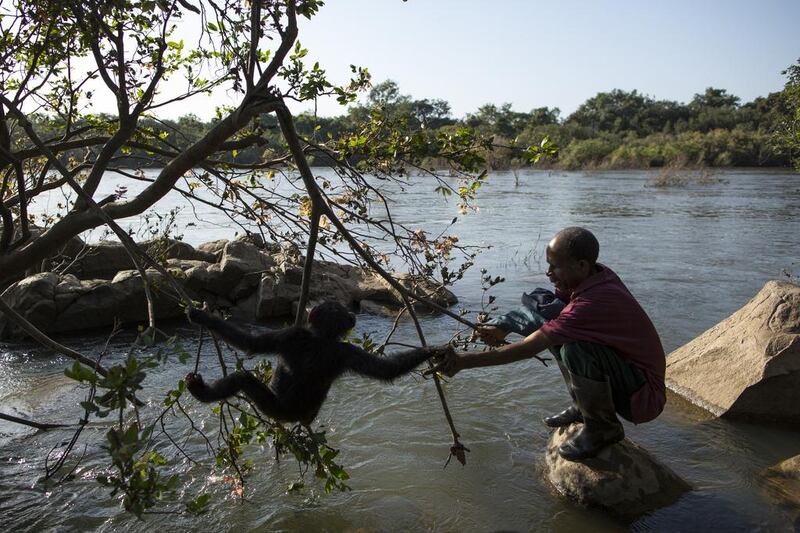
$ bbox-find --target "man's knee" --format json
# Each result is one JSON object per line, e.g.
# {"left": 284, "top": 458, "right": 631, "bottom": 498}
{"left": 558, "top": 341, "right": 597, "bottom": 376}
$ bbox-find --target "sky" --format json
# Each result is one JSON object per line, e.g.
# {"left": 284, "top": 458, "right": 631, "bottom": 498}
{"left": 81, "top": 0, "right": 800, "bottom": 120}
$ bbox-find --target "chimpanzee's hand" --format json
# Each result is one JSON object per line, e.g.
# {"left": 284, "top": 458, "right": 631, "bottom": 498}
{"left": 185, "top": 372, "right": 205, "bottom": 395}
{"left": 185, "top": 304, "right": 210, "bottom": 326}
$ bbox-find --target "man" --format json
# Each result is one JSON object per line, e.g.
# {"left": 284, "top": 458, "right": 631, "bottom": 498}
{"left": 437, "top": 227, "right": 666, "bottom": 461}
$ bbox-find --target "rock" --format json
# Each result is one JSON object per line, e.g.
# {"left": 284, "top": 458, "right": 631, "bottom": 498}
{"left": 0, "top": 272, "right": 59, "bottom": 338}
{"left": 0, "top": 235, "right": 459, "bottom": 338}
{"left": 184, "top": 262, "right": 230, "bottom": 296}
{"left": 54, "top": 274, "right": 88, "bottom": 313}
{"left": 197, "top": 239, "right": 228, "bottom": 260}
{"left": 761, "top": 454, "right": 800, "bottom": 508}
{"left": 156, "top": 239, "right": 217, "bottom": 263}
{"left": 182, "top": 241, "right": 274, "bottom": 300}
{"left": 273, "top": 241, "right": 303, "bottom": 268}
{"left": 545, "top": 423, "right": 690, "bottom": 517}
{"left": 359, "top": 272, "right": 458, "bottom": 310}
{"left": 256, "top": 273, "right": 301, "bottom": 319}
{"left": 62, "top": 238, "right": 214, "bottom": 280}
{"left": 666, "top": 280, "right": 800, "bottom": 424}
{"left": 220, "top": 240, "right": 275, "bottom": 280}
{"left": 66, "top": 240, "right": 133, "bottom": 279}
{"left": 359, "top": 299, "right": 398, "bottom": 316}
{"left": 53, "top": 269, "right": 183, "bottom": 332}
{"left": 164, "top": 258, "right": 209, "bottom": 272}
{"left": 231, "top": 291, "right": 259, "bottom": 320}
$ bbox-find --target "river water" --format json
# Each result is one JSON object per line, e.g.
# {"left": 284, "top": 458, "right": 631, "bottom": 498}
{"left": 1, "top": 168, "right": 799, "bottom": 531}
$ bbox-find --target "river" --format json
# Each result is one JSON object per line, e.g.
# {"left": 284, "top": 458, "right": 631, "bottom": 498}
{"left": 1, "top": 168, "right": 799, "bottom": 531}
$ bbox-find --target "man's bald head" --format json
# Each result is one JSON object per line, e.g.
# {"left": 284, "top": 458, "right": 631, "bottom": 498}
{"left": 548, "top": 227, "right": 599, "bottom": 265}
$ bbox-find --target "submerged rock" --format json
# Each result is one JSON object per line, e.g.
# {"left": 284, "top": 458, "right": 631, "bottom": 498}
{"left": 544, "top": 423, "right": 690, "bottom": 517}
{"left": 761, "top": 454, "right": 800, "bottom": 509}
{"left": 666, "top": 280, "right": 800, "bottom": 425}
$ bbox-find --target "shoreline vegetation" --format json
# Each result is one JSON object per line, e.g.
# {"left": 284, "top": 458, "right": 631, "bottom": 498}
{"left": 24, "top": 80, "right": 798, "bottom": 172}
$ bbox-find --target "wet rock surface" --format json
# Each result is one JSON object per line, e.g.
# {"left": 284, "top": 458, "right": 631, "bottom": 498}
{"left": 544, "top": 422, "right": 690, "bottom": 518}
{"left": 666, "top": 280, "right": 800, "bottom": 425}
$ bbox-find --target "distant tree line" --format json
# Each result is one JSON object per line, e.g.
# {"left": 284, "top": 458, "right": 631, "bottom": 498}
{"left": 23, "top": 66, "right": 800, "bottom": 171}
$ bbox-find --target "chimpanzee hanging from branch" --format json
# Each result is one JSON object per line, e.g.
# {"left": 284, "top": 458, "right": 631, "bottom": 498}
{"left": 185, "top": 301, "right": 454, "bottom": 425}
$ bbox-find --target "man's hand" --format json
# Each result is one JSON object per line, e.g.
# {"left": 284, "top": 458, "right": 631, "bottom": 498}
{"left": 426, "top": 349, "right": 467, "bottom": 378}
{"left": 474, "top": 325, "right": 509, "bottom": 347}
{"left": 427, "top": 344, "right": 455, "bottom": 361}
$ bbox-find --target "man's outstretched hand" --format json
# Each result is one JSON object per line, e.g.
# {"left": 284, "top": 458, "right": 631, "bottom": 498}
{"left": 473, "top": 325, "right": 509, "bottom": 347}
{"left": 426, "top": 348, "right": 467, "bottom": 378}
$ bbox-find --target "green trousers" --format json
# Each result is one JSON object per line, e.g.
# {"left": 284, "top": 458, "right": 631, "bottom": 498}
{"left": 552, "top": 341, "right": 646, "bottom": 422}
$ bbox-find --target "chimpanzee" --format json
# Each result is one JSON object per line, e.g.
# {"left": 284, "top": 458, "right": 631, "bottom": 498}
{"left": 185, "top": 301, "right": 452, "bottom": 425}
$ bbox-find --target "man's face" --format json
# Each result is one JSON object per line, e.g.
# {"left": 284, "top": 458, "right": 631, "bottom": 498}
{"left": 545, "top": 244, "right": 590, "bottom": 293}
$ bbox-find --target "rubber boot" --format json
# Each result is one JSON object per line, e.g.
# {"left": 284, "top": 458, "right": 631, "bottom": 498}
{"left": 543, "top": 361, "right": 583, "bottom": 428}
{"left": 557, "top": 371, "right": 624, "bottom": 461}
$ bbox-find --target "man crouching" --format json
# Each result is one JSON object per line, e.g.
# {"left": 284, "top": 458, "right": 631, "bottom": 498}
{"left": 435, "top": 227, "right": 666, "bottom": 461}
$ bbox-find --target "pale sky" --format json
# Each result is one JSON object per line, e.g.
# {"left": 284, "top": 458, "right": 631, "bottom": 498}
{"left": 84, "top": 0, "right": 800, "bottom": 120}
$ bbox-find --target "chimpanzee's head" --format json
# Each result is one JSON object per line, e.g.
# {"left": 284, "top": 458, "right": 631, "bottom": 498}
{"left": 308, "top": 301, "right": 356, "bottom": 339}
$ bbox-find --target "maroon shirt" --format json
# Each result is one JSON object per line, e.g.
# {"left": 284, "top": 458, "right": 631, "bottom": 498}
{"left": 540, "top": 264, "right": 666, "bottom": 423}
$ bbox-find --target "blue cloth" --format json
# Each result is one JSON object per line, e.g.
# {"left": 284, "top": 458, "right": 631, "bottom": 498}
{"left": 486, "top": 288, "right": 566, "bottom": 336}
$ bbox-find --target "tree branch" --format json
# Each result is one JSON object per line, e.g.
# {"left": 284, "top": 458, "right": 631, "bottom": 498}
{"left": 0, "top": 411, "right": 72, "bottom": 430}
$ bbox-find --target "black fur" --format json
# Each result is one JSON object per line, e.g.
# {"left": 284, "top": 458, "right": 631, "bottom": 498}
{"left": 186, "top": 301, "right": 450, "bottom": 425}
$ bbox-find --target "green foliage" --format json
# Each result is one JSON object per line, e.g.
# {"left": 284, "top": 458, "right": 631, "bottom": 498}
{"left": 775, "top": 58, "right": 800, "bottom": 170}
{"left": 34, "top": 79, "right": 786, "bottom": 171}
{"left": 99, "top": 424, "right": 179, "bottom": 519}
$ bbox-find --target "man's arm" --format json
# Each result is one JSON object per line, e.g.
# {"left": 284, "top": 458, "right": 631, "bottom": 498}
{"left": 438, "top": 329, "right": 554, "bottom": 376}
{"left": 344, "top": 344, "right": 453, "bottom": 381}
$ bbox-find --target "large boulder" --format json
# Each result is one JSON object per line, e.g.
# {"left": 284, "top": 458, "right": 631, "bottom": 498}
{"left": 0, "top": 269, "right": 185, "bottom": 338}
{"left": 0, "top": 272, "right": 60, "bottom": 338}
{"left": 761, "top": 454, "right": 800, "bottom": 509}
{"left": 358, "top": 272, "right": 458, "bottom": 312}
{"left": 53, "top": 269, "right": 184, "bottom": 332}
{"left": 666, "top": 280, "right": 800, "bottom": 424}
{"left": 197, "top": 239, "right": 228, "bottom": 260}
{"left": 544, "top": 423, "right": 690, "bottom": 517}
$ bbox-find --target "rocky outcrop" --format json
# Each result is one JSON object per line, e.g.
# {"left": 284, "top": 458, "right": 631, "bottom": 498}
{"left": 544, "top": 423, "right": 690, "bottom": 517}
{"left": 62, "top": 238, "right": 216, "bottom": 280}
{"left": 761, "top": 454, "right": 800, "bottom": 509}
{"left": 666, "top": 280, "right": 800, "bottom": 425}
{"left": 0, "top": 237, "right": 458, "bottom": 339}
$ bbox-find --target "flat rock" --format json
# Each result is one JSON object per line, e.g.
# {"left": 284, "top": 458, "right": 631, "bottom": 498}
{"left": 544, "top": 423, "right": 690, "bottom": 517}
{"left": 666, "top": 280, "right": 800, "bottom": 424}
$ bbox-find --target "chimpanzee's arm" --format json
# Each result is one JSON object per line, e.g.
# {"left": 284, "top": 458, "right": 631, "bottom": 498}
{"left": 343, "top": 344, "right": 453, "bottom": 381}
{"left": 185, "top": 371, "right": 291, "bottom": 421}
{"left": 188, "top": 308, "right": 304, "bottom": 353}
